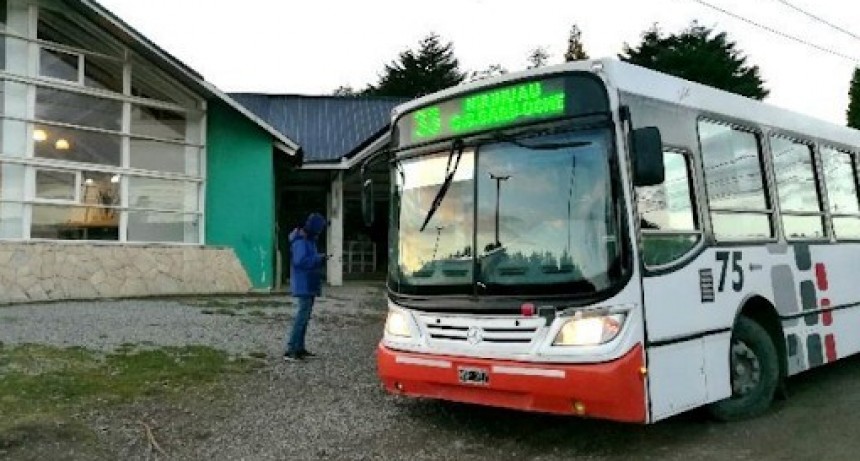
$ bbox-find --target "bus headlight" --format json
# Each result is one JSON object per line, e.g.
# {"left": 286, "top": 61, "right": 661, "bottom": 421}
{"left": 385, "top": 309, "right": 414, "bottom": 338}
{"left": 553, "top": 313, "right": 626, "bottom": 346}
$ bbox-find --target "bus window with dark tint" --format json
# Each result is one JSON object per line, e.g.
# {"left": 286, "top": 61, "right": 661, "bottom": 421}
{"left": 822, "top": 147, "right": 860, "bottom": 239}
{"left": 770, "top": 136, "right": 825, "bottom": 240}
{"left": 698, "top": 120, "right": 772, "bottom": 240}
{"left": 637, "top": 151, "right": 700, "bottom": 266}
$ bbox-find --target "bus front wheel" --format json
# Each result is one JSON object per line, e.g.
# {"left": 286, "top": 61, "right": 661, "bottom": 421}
{"left": 707, "top": 316, "right": 779, "bottom": 421}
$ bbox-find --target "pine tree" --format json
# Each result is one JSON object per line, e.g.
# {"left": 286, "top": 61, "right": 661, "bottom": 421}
{"left": 620, "top": 22, "right": 769, "bottom": 100}
{"left": 365, "top": 33, "right": 466, "bottom": 98}
{"left": 847, "top": 68, "right": 860, "bottom": 129}
{"left": 564, "top": 24, "right": 589, "bottom": 62}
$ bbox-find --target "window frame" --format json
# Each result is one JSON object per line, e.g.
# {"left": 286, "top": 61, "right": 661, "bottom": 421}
{"left": 821, "top": 145, "right": 860, "bottom": 242}
{"left": 768, "top": 133, "right": 828, "bottom": 242}
{"left": 637, "top": 148, "right": 704, "bottom": 269}
{"left": 33, "top": 166, "right": 79, "bottom": 204}
{"left": 0, "top": 3, "right": 206, "bottom": 245}
{"left": 697, "top": 117, "right": 776, "bottom": 243}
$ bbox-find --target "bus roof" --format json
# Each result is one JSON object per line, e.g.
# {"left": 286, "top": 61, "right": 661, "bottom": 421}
{"left": 393, "top": 59, "right": 860, "bottom": 151}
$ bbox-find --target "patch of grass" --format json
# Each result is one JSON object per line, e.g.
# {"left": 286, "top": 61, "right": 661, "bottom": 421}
{"left": 247, "top": 310, "right": 266, "bottom": 317}
{"left": 0, "top": 345, "right": 254, "bottom": 437}
{"left": 214, "top": 308, "right": 237, "bottom": 316}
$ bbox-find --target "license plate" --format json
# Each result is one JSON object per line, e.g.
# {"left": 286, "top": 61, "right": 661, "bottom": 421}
{"left": 458, "top": 367, "right": 490, "bottom": 386}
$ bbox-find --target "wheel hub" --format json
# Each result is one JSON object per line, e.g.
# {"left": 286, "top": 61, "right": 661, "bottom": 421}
{"left": 730, "top": 341, "right": 761, "bottom": 396}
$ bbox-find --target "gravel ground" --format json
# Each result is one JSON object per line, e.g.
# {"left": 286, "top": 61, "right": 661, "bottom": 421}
{"left": 4, "top": 285, "right": 860, "bottom": 460}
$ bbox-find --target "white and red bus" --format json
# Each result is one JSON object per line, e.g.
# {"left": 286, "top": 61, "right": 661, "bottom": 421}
{"left": 365, "top": 59, "right": 860, "bottom": 423}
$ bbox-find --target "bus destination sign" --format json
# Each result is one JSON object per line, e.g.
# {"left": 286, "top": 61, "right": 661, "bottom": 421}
{"left": 399, "top": 77, "right": 567, "bottom": 145}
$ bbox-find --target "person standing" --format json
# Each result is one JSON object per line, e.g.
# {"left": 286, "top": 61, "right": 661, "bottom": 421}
{"left": 284, "top": 212, "right": 327, "bottom": 362}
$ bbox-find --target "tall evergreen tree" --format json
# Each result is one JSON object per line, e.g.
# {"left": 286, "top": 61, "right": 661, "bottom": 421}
{"left": 620, "top": 22, "right": 768, "bottom": 100}
{"left": 365, "top": 33, "right": 466, "bottom": 98}
{"left": 848, "top": 68, "right": 860, "bottom": 129}
{"left": 564, "top": 24, "right": 589, "bottom": 61}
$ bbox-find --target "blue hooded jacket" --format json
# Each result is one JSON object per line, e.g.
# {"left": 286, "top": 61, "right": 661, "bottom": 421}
{"left": 290, "top": 213, "right": 326, "bottom": 297}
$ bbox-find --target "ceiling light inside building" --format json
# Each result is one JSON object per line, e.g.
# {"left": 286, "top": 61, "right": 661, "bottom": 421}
{"left": 84, "top": 178, "right": 94, "bottom": 185}
{"left": 110, "top": 175, "right": 120, "bottom": 183}
{"left": 33, "top": 129, "right": 48, "bottom": 142}
{"left": 55, "top": 138, "right": 70, "bottom": 150}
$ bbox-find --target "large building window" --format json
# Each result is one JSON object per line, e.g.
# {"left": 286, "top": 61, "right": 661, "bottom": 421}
{"left": 0, "top": 0, "right": 205, "bottom": 244}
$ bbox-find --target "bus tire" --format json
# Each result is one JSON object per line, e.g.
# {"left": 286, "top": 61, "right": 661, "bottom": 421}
{"left": 707, "top": 316, "right": 779, "bottom": 421}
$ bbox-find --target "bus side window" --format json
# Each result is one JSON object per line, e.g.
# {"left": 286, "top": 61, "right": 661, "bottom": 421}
{"left": 636, "top": 151, "right": 701, "bottom": 267}
{"left": 770, "top": 136, "right": 825, "bottom": 240}
{"left": 698, "top": 120, "right": 773, "bottom": 241}
{"left": 822, "top": 147, "right": 860, "bottom": 239}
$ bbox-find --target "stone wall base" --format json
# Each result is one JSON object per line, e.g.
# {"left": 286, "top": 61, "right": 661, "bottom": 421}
{"left": 0, "top": 242, "right": 252, "bottom": 304}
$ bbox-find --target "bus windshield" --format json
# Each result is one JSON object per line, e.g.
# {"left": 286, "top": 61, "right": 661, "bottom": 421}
{"left": 390, "top": 128, "right": 623, "bottom": 297}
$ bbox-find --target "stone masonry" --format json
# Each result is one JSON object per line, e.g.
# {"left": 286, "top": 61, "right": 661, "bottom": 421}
{"left": 0, "top": 242, "right": 251, "bottom": 304}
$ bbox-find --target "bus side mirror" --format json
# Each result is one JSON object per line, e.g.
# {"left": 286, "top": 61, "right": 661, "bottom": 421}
{"left": 362, "top": 178, "right": 375, "bottom": 227}
{"left": 632, "top": 127, "right": 664, "bottom": 187}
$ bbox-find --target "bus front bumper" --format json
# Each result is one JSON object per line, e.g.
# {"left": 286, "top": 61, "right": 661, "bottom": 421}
{"left": 377, "top": 343, "right": 647, "bottom": 423}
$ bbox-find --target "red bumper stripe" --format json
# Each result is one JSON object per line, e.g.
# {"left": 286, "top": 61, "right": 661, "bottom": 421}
{"left": 377, "top": 343, "right": 647, "bottom": 423}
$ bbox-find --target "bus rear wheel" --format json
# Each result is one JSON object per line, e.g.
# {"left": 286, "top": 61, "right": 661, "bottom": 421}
{"left": 707, "top": 316, "right": 779, "bottom": 421}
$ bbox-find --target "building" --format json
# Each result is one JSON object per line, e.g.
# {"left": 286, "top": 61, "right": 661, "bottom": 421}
{"left": 0, "top": 0, "right": 302, "bottom": 303}
{"left": 230, "top": 94, "right": 405, "bottom": 287}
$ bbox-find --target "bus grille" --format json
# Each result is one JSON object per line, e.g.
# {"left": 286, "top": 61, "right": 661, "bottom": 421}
{"left": 417, "top": 315, "right": 546, "bottom": 348}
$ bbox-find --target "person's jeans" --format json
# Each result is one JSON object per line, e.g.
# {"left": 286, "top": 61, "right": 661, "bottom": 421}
{"left": 285, "top": 296, "right": 314, "bottom": 353}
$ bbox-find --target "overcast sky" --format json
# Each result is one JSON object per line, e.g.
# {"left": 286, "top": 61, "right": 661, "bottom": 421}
{"left": 97, "top": 0, "right": 859, "bottom": 126}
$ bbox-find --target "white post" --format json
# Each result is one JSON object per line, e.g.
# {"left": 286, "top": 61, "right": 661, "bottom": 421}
{"left": 327, "top": 171, "right": 344, "bottom": 286}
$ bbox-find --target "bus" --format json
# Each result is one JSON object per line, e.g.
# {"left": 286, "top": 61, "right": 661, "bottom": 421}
{"left": 363, "top": 59, "right": 860, "bottom": 423}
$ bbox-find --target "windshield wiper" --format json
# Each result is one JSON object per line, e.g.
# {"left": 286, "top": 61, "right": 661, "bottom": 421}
{"left": 419, "top": 139, "right": 465, "bottom": 232}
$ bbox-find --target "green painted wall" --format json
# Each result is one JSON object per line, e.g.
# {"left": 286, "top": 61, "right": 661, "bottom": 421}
{"left": 205, "top": 101, "right": 274, "bottom": 289}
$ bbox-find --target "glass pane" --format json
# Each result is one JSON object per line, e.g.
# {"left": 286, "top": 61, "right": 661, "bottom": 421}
{"left": 129, "top": 177, "right": 198, "bottom": 212}
{"left": 132, "top": 106, "right": 186, "bottom": 140}
{"left": 130, "top": 139, "right": 198, "bottom": 175}
{"left": 711, "top": 212, "right": 772, "bottom": 240}
{"left": 782, "top": 215, "right": 824, "bottom": 240}
{"left": 39, "top": 47, "right": 79, "bottom": 82}
{"left": 822, "top": 147, "right": 859, "bottom": 214}
{"left": 33, "top": 123, "right": 121, "bottom": 165}
{"left": 37, "top": 7, "right": 121, "bottom": 57}
{"left": 638, "top": 152, "right": 696, "bottom": 231}
{"left": 84, "top": 55, "right": 123, "bottom": 93}
{"left": 0, "top": 162, "right": 24, "bottom": 200}
{"left": 833, "top": 217, "right": 860, "bottom": 240}
{"left": 35, "top": 169, "right": 76, "bottom": 201}
{"left": 699, "top": 121, "right": 768, "bottom": 210}
{"left": 31, "top": 204, "right": 118, "bottom": 240}
{"left": 81, "top": 171, "right": 120, "bottom": 207}
{"left": 131, "top": 59, "right": 195, "bottom": 107}
{"left": 0, "top": 201, "right": 23, "bottom": 238}
{"left": 1, "top": 79, "right": 28, "bottom": 118}
{"left": 0, "top": 118, "right": 26, "bottom": 157}
{"left": 1, "top": 36, "right": 28, "bottom": 74}
{"left": 128, "top": 211, "right": 199, "bottom": 243}
{"left": 771, "top": 136, "right": 821, "bottom": 213}
{"left": 475, "top": 129, "right": 620, "bottom": 293}
{"left": 642, "top": 234, "right": 701, "bottom": 267}
{"left": 36, "top": 87, "right": 122, "bottom": 131}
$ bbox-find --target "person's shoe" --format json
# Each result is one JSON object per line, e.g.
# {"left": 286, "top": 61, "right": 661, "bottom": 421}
{"left": 297, "top": 350, "right": 316, "bottom": 359}
{"left": 283, "top": 351, "right": 302, "bottom": 362}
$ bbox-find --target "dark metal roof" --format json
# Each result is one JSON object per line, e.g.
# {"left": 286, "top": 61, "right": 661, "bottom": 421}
{"left": 229, "top": 94, "right": 407, "bottom": 163}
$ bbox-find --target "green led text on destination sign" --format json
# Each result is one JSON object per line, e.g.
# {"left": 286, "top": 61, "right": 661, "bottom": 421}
{"left": 410, "top": 80, "right": 566, "bottom": 141}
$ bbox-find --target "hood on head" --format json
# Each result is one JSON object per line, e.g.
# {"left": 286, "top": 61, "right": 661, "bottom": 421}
{"left": 303, "top": 213, "right": 327, "bottom": 237}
